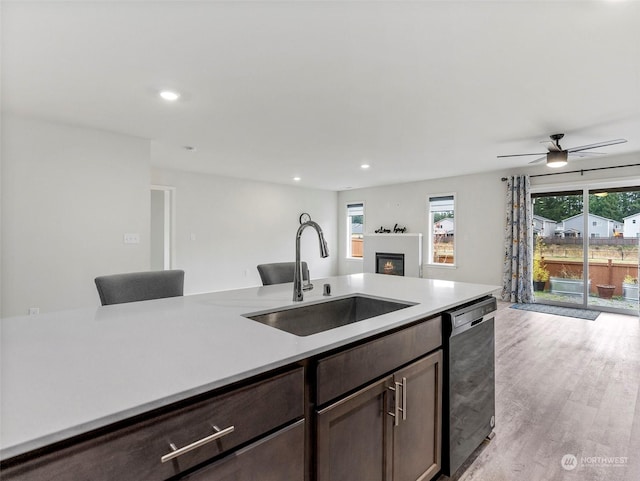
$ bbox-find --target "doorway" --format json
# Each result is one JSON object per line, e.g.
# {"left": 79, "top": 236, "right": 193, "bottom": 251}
{"left": 532, "top": 185, "right": 639, "bottom": 315}
{"left": 150, "top": 185, "right": 175, "bottom": 270}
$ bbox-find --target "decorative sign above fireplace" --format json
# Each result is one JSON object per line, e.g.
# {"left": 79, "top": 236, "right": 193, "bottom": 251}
{"left": 376, "top": 252, "right": 405, "bottom": 276}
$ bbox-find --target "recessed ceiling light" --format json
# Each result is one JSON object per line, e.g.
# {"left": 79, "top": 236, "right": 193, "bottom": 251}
{"left": 293, "top": 176, "right": 301, "bottom": 182}
{"left": 361, "top": 164, "right": 370, "bottom": 169}
{"left": 159, "top": 90, "right": 180, "bottom": 101}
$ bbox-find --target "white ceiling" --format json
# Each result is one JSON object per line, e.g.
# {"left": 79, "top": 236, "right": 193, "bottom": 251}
{"left": 2, "top": 0, "right": 639, "bottom": 191}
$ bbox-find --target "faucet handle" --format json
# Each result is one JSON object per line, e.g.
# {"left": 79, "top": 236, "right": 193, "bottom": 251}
{"left": 302, "top": 267, "right": 313, "bottom": 291}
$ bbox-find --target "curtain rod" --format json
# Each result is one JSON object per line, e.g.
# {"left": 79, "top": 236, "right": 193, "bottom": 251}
{"left": 501, "top": 162, "right": 640, "bottom": 182}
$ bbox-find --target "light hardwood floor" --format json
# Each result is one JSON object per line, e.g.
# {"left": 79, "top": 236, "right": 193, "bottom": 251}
{"left": 439, "top": 301, "right": 640, "bottom": 481}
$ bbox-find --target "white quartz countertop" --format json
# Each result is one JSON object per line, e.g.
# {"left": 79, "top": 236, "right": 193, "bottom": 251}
{"left": 0, "top": 274, "right": 499, "bottom": 460}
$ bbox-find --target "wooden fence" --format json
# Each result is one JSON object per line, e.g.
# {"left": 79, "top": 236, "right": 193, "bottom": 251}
{"left": 542, "top": 236, "right": 638, "bottom": 246}
{"left": 541, "top": 259, "right": 638, "bottom": 296}
{"left": 351, "top": 238, "right": 363, "bottom": 258}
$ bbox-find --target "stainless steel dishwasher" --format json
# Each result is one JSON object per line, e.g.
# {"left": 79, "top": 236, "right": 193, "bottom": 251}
{"left": 441, "top": 296, "right": 497, "bottom": 476}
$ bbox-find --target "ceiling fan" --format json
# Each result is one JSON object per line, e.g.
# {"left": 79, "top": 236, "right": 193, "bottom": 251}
{"left": 497, "top": 133, "right": 628, "bottom": 168}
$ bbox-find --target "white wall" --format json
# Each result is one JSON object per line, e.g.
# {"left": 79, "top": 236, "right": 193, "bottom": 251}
{"left": 1, "top": 116, "right": 151, "bottom": 316}
{"left": 151, "top": 168, "right": 338, "bottom": 294}
{"left": 338, "top": 152, "right": 640, "bottom": 286}
{"left": 338, "top": 171, "right": 509, "bottom": 286}
{"left": 150, "top": 189, "right": 166, "bottom": 271}
{"left": 0, "top": 112, "right": 3, "bottom": 315}
{"left": 3, "top": 114, "right": 635, "bottom": 316}
{"left": 0, "top": 116, "right": 338, "bottom": 316}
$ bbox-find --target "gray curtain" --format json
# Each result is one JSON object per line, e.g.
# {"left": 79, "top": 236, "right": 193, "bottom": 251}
{"left": 501, "top": 175, "right": 534, "bottom": 303}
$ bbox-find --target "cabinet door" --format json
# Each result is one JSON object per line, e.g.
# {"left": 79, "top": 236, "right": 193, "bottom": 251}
{"left": 182, "top": 420, "right": 304, "bottom": 481}
{"left": 317, "top": 376, "right": 394, "bottom": 481}
{"left": 392, "top": 350, "right": 443, "bottom": 481}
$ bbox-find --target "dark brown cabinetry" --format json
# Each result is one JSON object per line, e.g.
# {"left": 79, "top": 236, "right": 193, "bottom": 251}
{"left": 392, "top": 353, "right": 442, "bottom": 481}
{"left": 317, "top": 375, "right": 393, "bottom": 481}
{"left": 316, "top": 315, "right": 441, "bottom": 405}
{"left": 317, "top": 350, "right": 442, "bottom": 481}
{"left": 1, "top": 367, "right": 304, "bottom": 481}
{"left": 2, "top": 315, "right": 444, "bottom": 481}
{"left": 182, "top": 420, "right": 304, "bottom": 481}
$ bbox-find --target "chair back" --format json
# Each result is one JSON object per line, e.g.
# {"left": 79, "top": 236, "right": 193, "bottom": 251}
{"left": 257, "top": 262, "right": 309, "bottom": 286}
{"left": 95, "top": 270, "right": 184, "bottom": 306}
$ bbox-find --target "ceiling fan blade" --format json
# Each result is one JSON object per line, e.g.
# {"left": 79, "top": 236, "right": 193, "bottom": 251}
{"left": 528, "top": 156, "right": 546, "bottom": 165}
{"left": 540, "top": 140, "right": 561, "bottom": 151}
{"left": 497, "top": 152, "right": 548, "bottom": 158}
{"left": 567, "top": 139, "right": 627, "bottom": 153}
{"left": 568, "top": 151, "right": 606, "bottom": 157}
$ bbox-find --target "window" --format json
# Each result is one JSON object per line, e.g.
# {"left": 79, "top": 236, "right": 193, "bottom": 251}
{"left": 428, "top": 194, "right": 455, "bottom": 265}
{"left": 592, "top": 221, "right": 597, "bottom": 226}
{"left": 346, "top": 202, "right": 364, "bottom": 258}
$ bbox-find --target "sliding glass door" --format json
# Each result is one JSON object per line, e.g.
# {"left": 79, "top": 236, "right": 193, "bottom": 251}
{"left": 586, "top": 187, "right": 640, "bottom": 313}
{"left": 532, "top": 191, "right": 585, "bottom": 306}
{"left": 533, "top": 185, "right": 639, "bottom": 315}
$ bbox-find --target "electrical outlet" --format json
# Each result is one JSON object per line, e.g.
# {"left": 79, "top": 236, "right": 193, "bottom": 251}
{"left": 28, "top": 307, "right": 40, "bottom": 315}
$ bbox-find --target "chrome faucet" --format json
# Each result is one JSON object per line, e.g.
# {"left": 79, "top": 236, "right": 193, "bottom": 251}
{"left": 293, "top": 220, "right": 329, "bottom": 301}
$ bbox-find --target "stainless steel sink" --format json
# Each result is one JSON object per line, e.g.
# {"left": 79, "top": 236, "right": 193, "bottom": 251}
{"left": 244, "top": 294, "right": 416, "bottom": 336}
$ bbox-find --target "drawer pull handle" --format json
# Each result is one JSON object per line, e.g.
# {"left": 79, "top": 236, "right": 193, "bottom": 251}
{"left": 400, "top": 376, "right": 407, "bottom": 421}
{"left": 387, "top": 382, "right": 401, "bottom": 427}
{"left": 161, "top": 425, "right": 235, "bottom": 463}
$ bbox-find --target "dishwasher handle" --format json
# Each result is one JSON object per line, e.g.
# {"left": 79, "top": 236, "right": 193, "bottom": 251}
{"left": 448, "top": 297, "right": 496, "bottom": 325}
{"left": 450, "top": 309, "right": 496, "bottom": 337}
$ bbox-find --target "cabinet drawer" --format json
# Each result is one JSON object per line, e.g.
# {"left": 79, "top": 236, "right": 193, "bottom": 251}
{"left": 316, "top": 316, "right": 441, "bottom": 405}
{"left": 2, "top": 367, "right": 304, "bottom": 481}
{"left": 182, "top": 420, "right": 305, "bottom": 481}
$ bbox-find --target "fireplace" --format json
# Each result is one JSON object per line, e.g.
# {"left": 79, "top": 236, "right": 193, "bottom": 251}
{"left": 364, "top": 233, "right": 422, "bottom": 278}
{"left": 376, "top": 252, "right": 405, "bottom": 276}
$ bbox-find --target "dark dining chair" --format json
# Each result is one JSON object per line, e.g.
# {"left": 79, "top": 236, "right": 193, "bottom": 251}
{"left": 257, "top": 262, "right": 309, "bottom": 286}
{"left": 94, "top": 269, "right": 185, "bottom": 306}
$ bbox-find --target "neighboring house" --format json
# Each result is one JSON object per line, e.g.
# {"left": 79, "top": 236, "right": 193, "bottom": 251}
{"left": 434, "top": 217, "right": 454, "bottom": 236}
{"left": 533, "top": 215, "right": 557, "bottom": 238}
{"left": 623, "top": 212, "right": 640, "bottom": 238}
{"left": 560, "top": 213, "right": 623, "bottom": 238}
{"left": 555, "top": 227, "right": 581, "bottom": 238}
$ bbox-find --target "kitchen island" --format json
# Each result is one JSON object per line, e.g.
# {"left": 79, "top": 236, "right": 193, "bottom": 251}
{"left": 1, "top": 273, "right": 499, "bottom": 480}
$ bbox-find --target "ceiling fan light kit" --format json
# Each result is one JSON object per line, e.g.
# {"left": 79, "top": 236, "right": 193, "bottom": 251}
{"left": 498, "top": 133, "right": 627, "bottom": 169}
{"left": 546, "top": 150, "right": 568, "bottom": 168}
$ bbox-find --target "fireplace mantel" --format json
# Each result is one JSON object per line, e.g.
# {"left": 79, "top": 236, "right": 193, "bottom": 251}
{"left": 363, "top": 233, "right": 423, "bottom": 278}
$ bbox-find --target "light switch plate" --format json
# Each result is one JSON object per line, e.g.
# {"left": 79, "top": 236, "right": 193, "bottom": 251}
{"left": 123, "top": 233, "right": 140, "bottom": 244}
